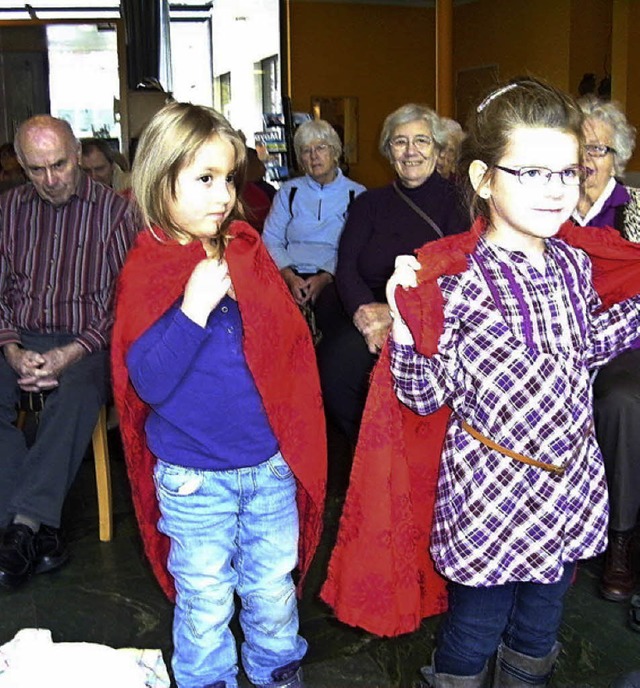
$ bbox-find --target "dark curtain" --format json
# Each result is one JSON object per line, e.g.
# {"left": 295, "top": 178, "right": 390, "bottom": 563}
{"left": 120, "top": 0, "right": 161, "bottom": 90}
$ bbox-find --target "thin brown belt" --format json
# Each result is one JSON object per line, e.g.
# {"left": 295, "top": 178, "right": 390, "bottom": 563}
{"left": 461, "top": 422, "right": 566, "bottom": 476}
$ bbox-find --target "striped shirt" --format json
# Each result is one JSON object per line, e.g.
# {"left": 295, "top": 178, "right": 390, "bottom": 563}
{"left": 0, "top": 172, "right": 139, "bottom": 352}
{"left": 390, "top": 236, "right": 640, "bottom": 587}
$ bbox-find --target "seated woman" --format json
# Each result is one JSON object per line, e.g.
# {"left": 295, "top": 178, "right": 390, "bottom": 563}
{"left": 571, "top": 96, "right": 640, "bottom": 603}
{"left": 263, "top": 119, "right": 365, "bottom": 338}
{"left": 436, "top": 117, "right": 465, "bottom": 181}
{"left": 317, "top": 104, "right": 470, "bottom": 444}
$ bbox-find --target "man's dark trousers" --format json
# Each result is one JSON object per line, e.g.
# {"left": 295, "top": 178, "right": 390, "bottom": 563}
{"left": 0, "top": 332, "right": 108, "bottom": 528}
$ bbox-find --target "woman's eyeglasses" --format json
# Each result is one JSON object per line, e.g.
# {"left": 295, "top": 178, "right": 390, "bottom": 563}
{"left": 494, "top": 164, "right": 592, "bottom": 187}
{"left": 389, "top": 135, "right": 433, "bottom": 151}
{"left": 300, "top": 143, "right": 330, "bottom": 157}
{"left": 583, "top": 143, "right": 617, "bottom": 158}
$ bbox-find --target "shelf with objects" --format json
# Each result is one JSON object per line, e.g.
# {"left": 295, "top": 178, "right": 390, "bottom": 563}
{"left": 254, "top": 111, "right": 311, "bottom": 187}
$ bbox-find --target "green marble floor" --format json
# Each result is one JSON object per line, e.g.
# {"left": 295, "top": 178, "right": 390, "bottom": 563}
{"left": 0, "top": 426, "right": 638, "bottom": 687}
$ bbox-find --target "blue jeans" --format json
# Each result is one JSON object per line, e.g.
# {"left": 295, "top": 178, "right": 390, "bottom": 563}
{"left": 435, "top": 563, "right": 576, "bottom": 675}
{"left": 154, "top": 453, "right": 307, "bottom": 688}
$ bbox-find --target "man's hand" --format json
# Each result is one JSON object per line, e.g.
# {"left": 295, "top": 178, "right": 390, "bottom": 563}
{"left": 3, "top": 341, "right": 86, "bottom": 392}
{"left": 353, "top": 303, "right": 392, "bottom": 354}
{"left": 38, "top": 342, "right": 85, "bottom": 380}
{"left": 4, "top": 343, "right": 45, "bottom": 379}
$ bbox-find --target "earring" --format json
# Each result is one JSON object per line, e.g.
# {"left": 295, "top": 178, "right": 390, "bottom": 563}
{"left": 479, "top": 189, "right": 490, "bottom": 199}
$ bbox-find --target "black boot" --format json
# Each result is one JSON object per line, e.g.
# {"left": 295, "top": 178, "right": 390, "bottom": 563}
{"left": 600, "top": 529, "right": 635, "bottom": 602}
{"left": 492, "top": 642, "right": 560, "bottom": 687}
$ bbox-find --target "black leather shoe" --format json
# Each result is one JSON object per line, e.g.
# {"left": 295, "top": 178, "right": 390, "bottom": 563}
{"left": 0, "top": 523, "right": 37, "bottom": 588}
{"left": 34, "top": 525, "right": 69, "bottom": 575}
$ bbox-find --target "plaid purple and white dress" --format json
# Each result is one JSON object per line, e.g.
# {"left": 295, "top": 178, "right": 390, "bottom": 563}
{"left": 390, "top": 236, "right": 640, "bottom": 587}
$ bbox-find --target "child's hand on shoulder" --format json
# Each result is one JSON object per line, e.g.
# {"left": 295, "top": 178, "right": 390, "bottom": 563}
{"left": 181, "top": 258, "right": 232, "bottom": 327}
{"left": 386, "top": 255, "right": 420, "bottom": 345}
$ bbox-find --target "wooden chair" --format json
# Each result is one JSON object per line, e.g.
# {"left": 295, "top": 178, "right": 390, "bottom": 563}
{"left": 16, "top": 401, "right": 113, "bottom": 542}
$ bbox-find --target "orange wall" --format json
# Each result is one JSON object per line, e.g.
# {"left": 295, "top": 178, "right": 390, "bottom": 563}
{"left": 289, "top": 0, "right": 639, "bottom": 185}
{"left": 621, "top": 0, "right": 640, "bottom": 172}
{"left": 290, "top": 3, "right": 437, "bottom": 188}
{"left": 568, "top": 0, "right": 612, "bottom": 101}
{"left": 454, "top": 0, "right": 572, "bottom": 91}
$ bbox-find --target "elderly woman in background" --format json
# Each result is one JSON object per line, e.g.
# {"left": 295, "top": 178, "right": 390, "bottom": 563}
{"left": 571, "top": 97, "right": 640, "bottom": 607}
{"left": 574, "top": 96, "right": 640, "bottom": 237}
{"left": 436, "top": 117, "right": 465, "bottom": 181}
{"left": 317, "top": 104, "right": 469, "bottom": 444}
{"left": 263, "top": 119, "right": 365, "bottom": 338}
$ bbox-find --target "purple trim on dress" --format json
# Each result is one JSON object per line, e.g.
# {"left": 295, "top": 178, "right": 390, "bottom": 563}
{"left": 469, "top": 253, "right": 507, "bottom": 320}
{"left": 498, "top": 261, "right": 536, "bottom": 350}
{"left": 552, "top": 242, "right": 588, "bottom": 339}
{"left": 472, "top": 250, "right": 535, "bottom": 349}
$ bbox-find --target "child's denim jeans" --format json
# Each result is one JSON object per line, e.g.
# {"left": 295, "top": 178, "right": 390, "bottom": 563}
{"left": 154, "top": 452, "right": 306, "bottom": 688}
{"left": 435, "top": 562, "right": 576, "bottom": 675}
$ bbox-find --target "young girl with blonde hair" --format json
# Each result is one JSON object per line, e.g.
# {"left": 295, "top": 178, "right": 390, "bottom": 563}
{"left": 111, "top": 102, "right": 326, "bottom": 688}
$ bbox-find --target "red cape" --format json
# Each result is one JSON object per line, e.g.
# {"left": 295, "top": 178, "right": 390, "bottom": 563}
{"left": 111, "top": 221, "right": 327, "bottom": 599}
{"left": 320, "top": 218, "right": 640, "bottom": 637}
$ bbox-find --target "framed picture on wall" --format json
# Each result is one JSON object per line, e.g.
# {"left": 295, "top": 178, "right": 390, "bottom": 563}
{"left": 310, "top": 96, "right": 358, "bottom": 164}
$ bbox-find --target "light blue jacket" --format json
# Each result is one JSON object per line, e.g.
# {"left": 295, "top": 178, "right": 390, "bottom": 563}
{"left": 263, "top": 169, "right": 366, "bottom": 275}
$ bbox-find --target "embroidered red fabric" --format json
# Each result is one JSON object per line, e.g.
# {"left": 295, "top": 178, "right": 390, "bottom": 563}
{"left": 111, "top": 221, "right": 327, "bottom": 600}
{"left": 321, "top": 218, "right": 640, "bottom": 637}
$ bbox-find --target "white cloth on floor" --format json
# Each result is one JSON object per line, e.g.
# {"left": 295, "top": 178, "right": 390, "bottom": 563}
{"left": 0, "top": 628, "right": 170, "bottom": 688}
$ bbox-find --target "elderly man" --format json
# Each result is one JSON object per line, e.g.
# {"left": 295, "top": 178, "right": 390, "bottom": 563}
{"left": 80, "top": 137, "right": 130, "bottom": 193}
{"left": 0, "top": 115, "right": 138, "bottom": 588}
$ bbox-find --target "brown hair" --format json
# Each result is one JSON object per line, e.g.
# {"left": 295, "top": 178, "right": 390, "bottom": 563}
{"left": 132, "top": 102, "right": 246, "bottom": 254}
{"left": 459, "top": 77, "right": 584, "bottom": 220}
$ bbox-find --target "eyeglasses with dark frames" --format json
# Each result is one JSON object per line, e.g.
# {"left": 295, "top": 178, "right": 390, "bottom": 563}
{"left": 583, "top": 143, "right": 617, "bottom": 158}
{"left": 494, "top": 164, "right": 592, "bottom": 187}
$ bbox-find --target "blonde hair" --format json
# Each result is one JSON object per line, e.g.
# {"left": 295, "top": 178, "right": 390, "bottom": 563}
{"left": 132, "top": 102, "right": 247, "bottom": 252}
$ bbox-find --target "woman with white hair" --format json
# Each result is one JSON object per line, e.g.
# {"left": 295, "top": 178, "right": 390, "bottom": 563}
{"left": 436, "top": 117, "right": 465, "bottom": 181}
{"left": 317, "top": 104, "right": 469, "bottom": 444}
{"left": 573, "top": 96, "right": 639, "bottom": 237}
{"left": 262, "top": 119, "right": 365, "bottom": 340}
{"left": 572, "top": 96, "right": 640, "bottom": 609}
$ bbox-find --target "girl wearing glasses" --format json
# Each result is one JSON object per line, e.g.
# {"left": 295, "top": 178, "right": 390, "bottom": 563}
{"left": 322, "top": 78, "right": 640, "bottom": 686}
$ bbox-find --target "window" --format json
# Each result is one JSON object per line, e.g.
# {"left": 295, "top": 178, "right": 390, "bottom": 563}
{"left": 215, "top": 72, "right": 232, "bottom": 121}
{"left": 259, "top": 54, "right": 278, "bottom": 115}
{"left": 170, "top": 19, "right": 213, "bottom": 105}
